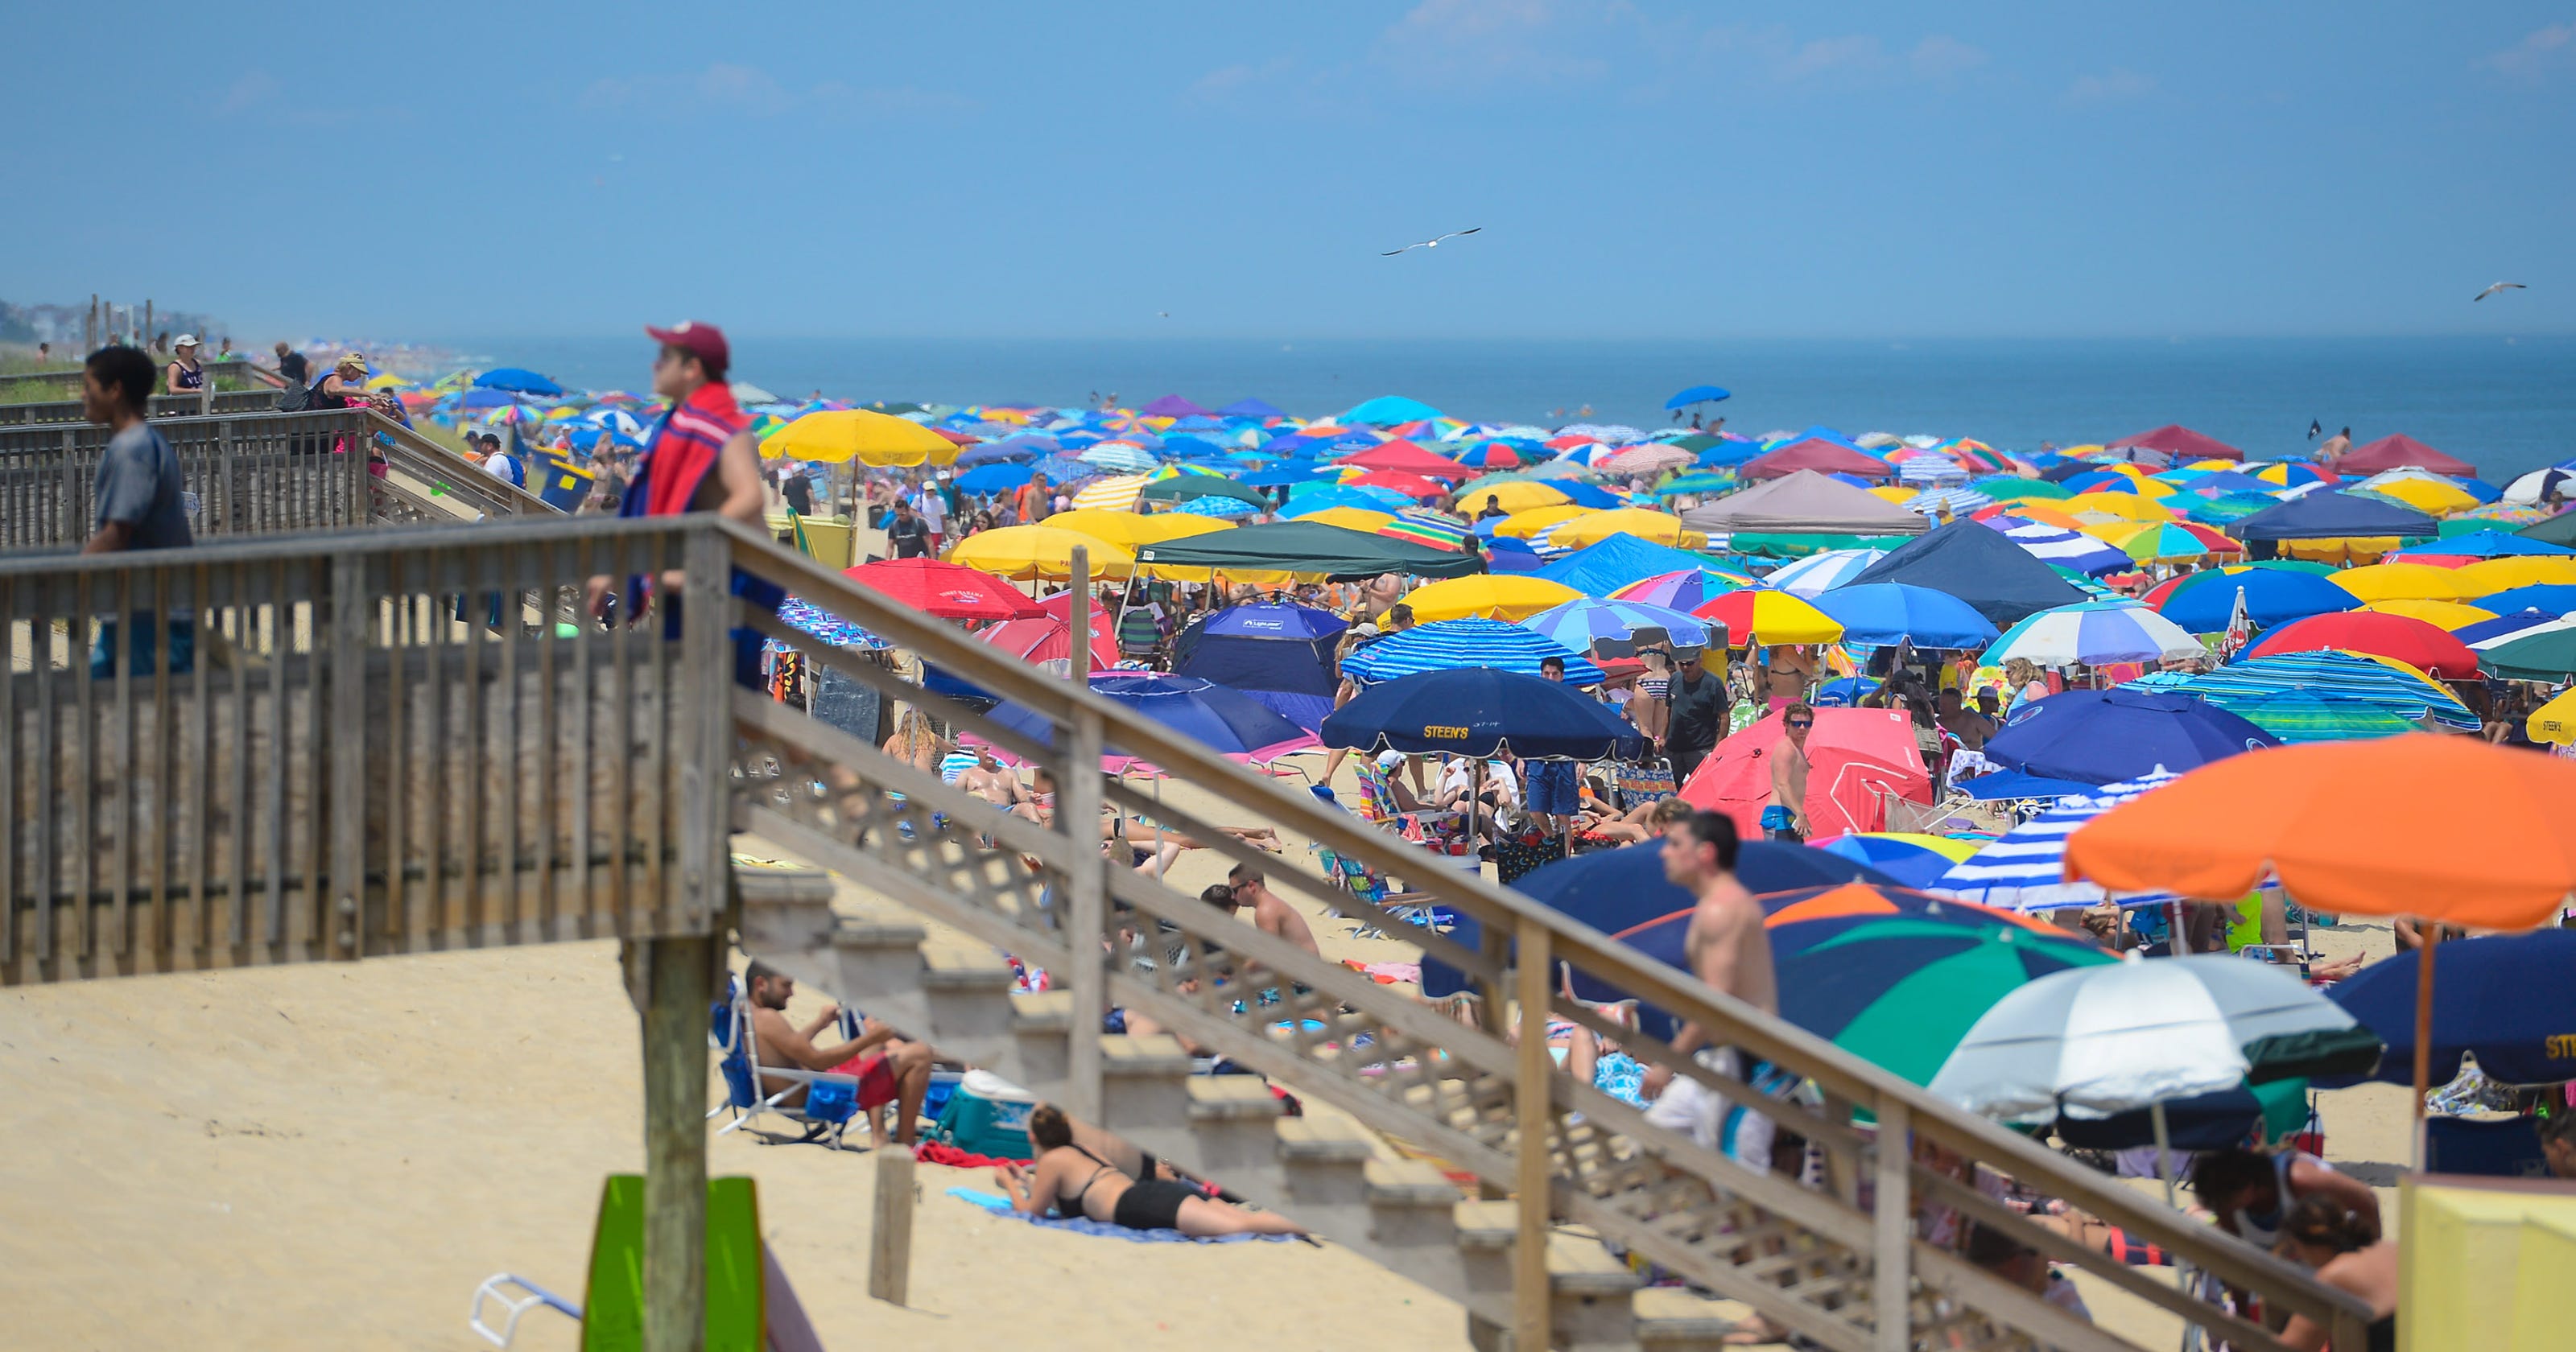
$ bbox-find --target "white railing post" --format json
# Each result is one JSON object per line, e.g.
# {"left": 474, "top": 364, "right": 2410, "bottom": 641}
{"left": 1064, "top": 544, "right": 1105, "bottom": 1121}
{"left": 1513, "top": 917, "right": 1554, "bottom": 1352}
{"left": 1872, "top": 1097, "right": 1911, "bottom": 1352}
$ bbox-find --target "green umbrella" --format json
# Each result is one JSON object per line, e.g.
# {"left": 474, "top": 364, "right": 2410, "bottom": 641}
{"left": 1774, "top": 917, "right": 2116, "bottom": 1087}
{"left": 1137, "top": 476, "right": 1268, "bottom": 505}
{"left": 1457, "top": 470, "right": 1540, "bottom": 494}
{"left": 2479, "top": 625, "right": 2576, "bottom": 681}
{"left": 2223, "top": 691, "right": 2420, "bottom": 744}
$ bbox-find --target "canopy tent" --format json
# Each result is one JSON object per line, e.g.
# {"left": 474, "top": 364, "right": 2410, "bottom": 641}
{"left": 1169, "top": 602, "right": 1348, "bottom": 732}
{"left": 2106, "top": 425, "right": 2244, "bottom": 462}
{"left": 1681, "top": 470, "right": 1928, "bottom": 536}
{"left": 2517, "top": 510, "right": 2576, "bottom": 549}
{"left": 1843, "top": 520, "right": 2090, "bottom": 626}
{"left": 1533, "top": 532, "right": 1730, "bottom": 596}
{"left": 1138, "top": 394, "right": 1213, "bottom": 418}
{"left": 1738, "top": 438, "right": 1893, "bottom": 481}
{"left": 1335, "top": 439, "right": 1469, "bottom": 479}
{"left": 2337, "top": 434, "right": 2474, "bottom": 477}
{"left": 2230, "top": 491, "right": 2441, "bottom": 541}
{"left": 1131, "top": 520, "right": 1487, "bottom": 581}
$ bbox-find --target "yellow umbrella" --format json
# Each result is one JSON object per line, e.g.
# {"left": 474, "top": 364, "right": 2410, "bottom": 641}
{"left": 1468, "top": 480, "right": 1573, "bottom": 514}
{"left": 2453, "top": 557, "right": 2576, "bottom": 596}
{"left": 1867, "top": 486, "right": 1917, "bottom": 504}
{"left": 761, "top": 409, "right": 960, "bottom": 465}
{"left": 2359, "top": 477, "right": 2477, "bottom": 516}
{"left": 2360, "top": 599, "right": 2497, "bottom": 629}
{"left": 2331, "top": 562, "right": 2472, "bottom": 602}
{"left": 2280, "top": 537, "right": 2397, "bottom": 565}
{"left": 1397, "top": 575, "right": 1585, "bottom": 623}
{"left": 1547, "top": 507, "right": 1705, "bottom": 549}
{"left": 2529, "top": 688, "right": 2576, "bottom": 745}
{"left": 944, "top": 526, "right": 1134, "bottom": 580}
{"left": 1298, "top": 505, "right": 1397, "bottom": 533}
{"left": 364, "top": 373, "right": 411, "bottom": 392}
{"left": 1068, "top": 475, "right": 1150, "bottom": 512}
{"left": 1696, "top": 588, "right": 1846, "bottom": 646}
{"left": 1493, "top": 505, "right": 1599, "bottom": 539}
{"left": 2062, "top": 491, "right": 2176, "bottom": 522}
{"left": 1045, "top": 509, "right": 1231, "bottom": 549}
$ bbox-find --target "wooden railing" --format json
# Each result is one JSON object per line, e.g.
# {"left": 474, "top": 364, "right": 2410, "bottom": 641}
{"left": 0, "top": 410, "right": 374, "bottom": 550}
{"left": 0, "top": 515, "right": 737, "bottom": 983}
{"left": 719, "top": 522, "right": 2376, "bottom": 1352}
{"left": 0, "top": 388, "right": 283, "bottom": 426}
{"left": 364, "top": 411, "right": 558, "bottom": 523}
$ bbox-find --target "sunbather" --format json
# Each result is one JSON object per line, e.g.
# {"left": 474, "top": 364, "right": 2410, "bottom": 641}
{"left": 745, "top": 961, "right": 934, "bottom": 1147}
{"left": 1573, "top": 794, "right": 1692, "bottom": 845}
{"left": 994, "top": 1103, "right": 1303, "bottom": 1237}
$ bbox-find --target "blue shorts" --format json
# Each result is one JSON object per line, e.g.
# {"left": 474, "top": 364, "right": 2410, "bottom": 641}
{"left": 1526, "top": 760, "right": 1580, "bottom": 815}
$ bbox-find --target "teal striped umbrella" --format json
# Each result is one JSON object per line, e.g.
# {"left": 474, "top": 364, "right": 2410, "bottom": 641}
{"left": 2221, "top": 692, "right": 2421, "bottom": 744}
{"left": 2165, "top": 651, "right": 2479, "bottom": 732}
{"left": 1340, "top": 617, "right": 1605, "bottom": 683}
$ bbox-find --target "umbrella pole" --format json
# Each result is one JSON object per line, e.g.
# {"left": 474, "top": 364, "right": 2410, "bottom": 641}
{"left": 2149, "top": 1101, "right": 2207, "bottom": 1352}
{"left": 2411, "top": 927, "right": 2439, "bottom": 1172}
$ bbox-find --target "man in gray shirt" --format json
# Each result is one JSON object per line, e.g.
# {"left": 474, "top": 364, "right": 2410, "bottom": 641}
{"left": 82, "top": 344, "right": 194, "bottom": 554}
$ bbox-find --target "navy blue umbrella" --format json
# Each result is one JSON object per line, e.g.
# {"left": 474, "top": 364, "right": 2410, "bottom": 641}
{"left": 2322, "top": 930, "right": 2576, "bottom": 1086}
{"left": 2158, "top": 567, "right": 2359, "bottom": 632}
{"left": 1221, "top": 398, "right": 1288, "bottom": 419}
{"left": 2231, "top": 491, "right": 2440, "bottom": 542}
{"left": 1808, "top": 583, "right": 2000, "bottom": 650}
{"left": 1665, "top": 385, "right": 1732, "bottom": 410}
{"left": 473, "top": 367, "right": 565, "bottom": 397}
{"left": 986, "top": 673, "right": 1318, "bottom": 765}
{"left": 1418, "top": 841, "right": 1900, "bottom": 1004}
{"left": 1983, "top": 687, "right": 2280, "bottom": 785}
{"left": 1322, "top": 667, "right": 1643, "bottom": 760}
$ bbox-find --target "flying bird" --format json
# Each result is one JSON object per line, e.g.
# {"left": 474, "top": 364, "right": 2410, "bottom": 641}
{"left": 2473, "top": 282, "right": 2526, "bottom": 303}
{"left": 1382, "top": 227, "right": 1481, "bottom": 257}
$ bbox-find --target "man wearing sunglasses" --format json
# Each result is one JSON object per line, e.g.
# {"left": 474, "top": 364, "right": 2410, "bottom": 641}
{"left": 1763, "top": 703, "right": 1814, "bottom": 843}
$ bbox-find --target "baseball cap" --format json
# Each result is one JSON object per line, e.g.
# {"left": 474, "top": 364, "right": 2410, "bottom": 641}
{"left": 645, "top": 320, "right": 729, "bottom": 373}
{"left": 172, "top": 333, "right": 199, "bottom": 348}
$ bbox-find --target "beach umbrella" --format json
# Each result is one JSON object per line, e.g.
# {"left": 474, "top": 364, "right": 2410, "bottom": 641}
{"left": 1397, "top": 575, "right": 1585, "bottom": 624}
{"left": 1814, "top": 834, "right": 1987, "bottom": 890}
{"left": 2248, "top": 462, "right": 2335, "bottom": 487}
{"left": 2529, "top": 686, "right": 2576, "bottom": 743}
{"left": 985, "top": 672, "right": 1317, "bottom": 769}
{"left": 1929, "top": 769, "right": 2186, "bottom": 912}
{"left": 1520, "top": 596, "right": 1711, "bottom": 658}
{"left": 2453, "top": 555, "right": 2576, "bottom": 595}
{"left": 2163, "top": 650, "right": 2479, "bottom": 732}
{"left": 1608, "top": 567, "right": 1743, "bottom": 612}
{"left": 2479, "top": 624, "right": 2576, "bottom": 680}
{"left": 1928, "top": 956, "right": 2379, "bottom": 1139}
{"left": 2459, "top": 583, "right": 2576, "bottom": 616}
{"left": 2357, "top": 599, "right": 2497, "bottom": 629}
{"left": 473, "top": 367, "right": 564, "bottom": 396}
{"left": 1068, "top": 474, "right": 1150, "bottom": 512}
{"left": 1690, "top": 587, "right": 1843, "bottom": 645}
{"left": 1774, "top": 916, "right": 2117, "bottom": 1086}
{"left": 1979, "top": 600, "right": 2202, "bottom": 668}
{"left": 1346, "top": 468, "right": 1450, "bottom": 500}
{"left": 2358, "top": 476, "right": 2479, "bottom": 517}
{"left": 840, "top": 559, "right": 1045, "bottom": 622}
{"left": 2325, "top": 931, "right": 2576, "bottom": 1086}
{"left": 1319, "top": 666, "right": 1642, "bottom": 760}
{"left": 1546, "top": 507, "right": 1697, "bottom": 549}
{"left": 943, "top": 526, "right": 1136, "bottom": 581}
{"left": 1137, "top": 475, "right": 1268, "bottom": 506}
{"left": 955, "top": 463, "right": 1046, "bottom": 494}
{"left": 763, "top": 410, "right": 960, "bottom": 466}
{"left": 2453, "top": 608, "right": 2566, "bottom": 648}
{"left": 1986, "top": 688, "right": 2280, "bottom": 785}
{"left": 1772, "top": 546, "right": 1896, "bottom": 592}
{"left": 2063, "top": 491, "right": 2177, "bottom": 523}
{"left": 2156, "top": 567, "right": 2359, "bottom": 632}
{"left": 1664, "top": 385, "right": 1732, "bottom": 410}
{"left": 2243, "top": 611, "right": 2481, "bottom": 678}
{"left": 1459, "top": 480, "right": 1571, "bottom": 516}
{"left": 1077, "top": 443, "right": 1161, "bottom": 474}
{"left": 962, "top": 615, "right": 1121, "bottom": 673}
{"left": 1340, "top": 617, "right": 1604, "bottom": 684}
{"left": 1492, "top": 504, "right": 1599, "bottom": 539}
{"left": 1680, "top": 707, "right": 1934, "bottom": 840}
{"left": 1379, "top": 508, "right": 1474, "bottom": 553}
{"left": 1806, "top": 583, "right": 2000, "bottom": 649}
{"left": 2330, "top": 562, "right": 2472, "bottom": 603}
{"left": 2207, "top": 690, "right": 2421, "bottom": 744}
{"left": 1044, "top": 508, "right": 1230, "bottom": 550}
{"left": 2394, "top": 529, "right": 2573, "bottom": 562}
{"left": 1298, "top": 506, "right": 1397, "bottom": 534}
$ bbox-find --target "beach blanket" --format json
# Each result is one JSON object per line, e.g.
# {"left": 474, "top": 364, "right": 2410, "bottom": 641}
{"left": 916, "top": 1142, "right": 1029, "bottom": 1170}
{"left": 944, "top": 1187, "right": 1294, "bottom": 1244}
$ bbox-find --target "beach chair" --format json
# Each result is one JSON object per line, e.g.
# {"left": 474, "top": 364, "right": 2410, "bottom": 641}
{"left": 706, "top": 993, "right": 865, "bottom": 1151}
{"left": 1307, "top": 785, "right": 1451, "bottom": 938}
{"left": 1350, "top": 756, "right": 1459, "bottom": 843}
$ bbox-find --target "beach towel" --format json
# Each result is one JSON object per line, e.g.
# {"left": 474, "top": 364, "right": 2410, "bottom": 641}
{"left": 943, "top": 1187, "right": 1294, "bottom": 1244}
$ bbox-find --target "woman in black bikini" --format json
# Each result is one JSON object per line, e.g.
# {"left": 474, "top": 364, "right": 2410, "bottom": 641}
{"left": 2272, "top": 1197, "right": 2399, "bottom": 1352}
{"left": 993, "top": 1104, "right": 1304, "bottom": 1238}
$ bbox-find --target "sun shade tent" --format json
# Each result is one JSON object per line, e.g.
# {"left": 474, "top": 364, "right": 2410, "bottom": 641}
{"left": 1131, "top": 520, "right": 1488, "bottom": 581}
{"left": 1682, "top": 470, "right": 1929, "bottom": 536}
{"left": 2106, "top": 425, "right": 2244, "bottom": 462}
{"left": 1842, "top": 519, "right": 2090, "bottom": 626}
{"left": 2336, "top": 435, "right": 2475, "bottom": 477}
{"left": 2230, "top": 491, "right": 2442, "bottom": 542}
{"left": 1737, "top": 438, "right": 1894, "bottom": 481}
{"left": 1534, "top": 532, "right": 1736, "bottom": 596}
{"left": 1170, "top": 603, "right": 1348, "bottom": 732}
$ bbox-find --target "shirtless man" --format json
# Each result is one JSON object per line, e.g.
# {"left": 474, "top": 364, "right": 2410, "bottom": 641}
{"left": 743, "top": 961, "right": 933, "bottom": 1146}
{"left": 1219, "top": 864, "right": 1322, "bottom": 958}
{"left": 1765, "top": 703, "right": 1814, "bottom": 842}
{"left": 956, "top": 747, "right": 1033, "bottom": 810}
{"left": 1640, "top": 810, "right": 1782, "bottom": 1166}
{"left": 1936, "top": 688, "right": 1994, "bottom": 752}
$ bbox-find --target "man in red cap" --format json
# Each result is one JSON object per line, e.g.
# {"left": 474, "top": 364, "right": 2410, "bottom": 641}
{"left": 589, "top": 320, "right": 778, "bottom": 687}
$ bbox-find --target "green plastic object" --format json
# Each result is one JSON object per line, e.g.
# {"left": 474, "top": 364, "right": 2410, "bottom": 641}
{"left": 581, "top": 1175, "right": 766, "bottom": 1352}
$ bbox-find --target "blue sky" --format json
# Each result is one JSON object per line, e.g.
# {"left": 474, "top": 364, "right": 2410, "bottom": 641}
{"left": 8, "top": 2, "right": 2572, "bottom": 340}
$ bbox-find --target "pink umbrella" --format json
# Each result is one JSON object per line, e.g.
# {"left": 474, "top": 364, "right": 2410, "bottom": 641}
{"left": 1678, "top": 707, "right": 1934, "bottom": 841}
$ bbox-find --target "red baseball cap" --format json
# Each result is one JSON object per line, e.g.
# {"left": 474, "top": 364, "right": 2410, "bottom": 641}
{"left": 644, "top": 319, "right": 729, "bottom": 373}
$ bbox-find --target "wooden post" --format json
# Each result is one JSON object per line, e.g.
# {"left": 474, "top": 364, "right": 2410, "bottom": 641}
{"left": 869, "top": 1145, "right": 917, "bottom": 1305}
{"left": 1065, "top": 545, "right": 1104, "bottom": 1121}
{"left": 1512, "top": 919, "right": 1554, "bottom": 1352}
{"left": 2410, "top": 927, "right": 2438, "bottom": 1171}
{"left": 638, "top": 934, "right": 715, "bottom": 1352}
{"left": 1871, "top": 1098, "right": 1911, "bottom": 1352}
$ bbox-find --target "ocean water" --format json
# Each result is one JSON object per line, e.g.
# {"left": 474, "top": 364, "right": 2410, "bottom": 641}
{"left": 432, "top": 336, "right": 2576, "bottom": 484}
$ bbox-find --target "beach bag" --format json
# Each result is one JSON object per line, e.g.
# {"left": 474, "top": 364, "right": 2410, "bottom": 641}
{"left": 275, "top": 378, "right": 313, "bottom": 412}
{"left": 1616, "top": 758, "right": 1676, "bottom": 809}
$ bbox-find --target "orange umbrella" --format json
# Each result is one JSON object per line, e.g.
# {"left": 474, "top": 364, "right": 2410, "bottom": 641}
{"left": 1761, "top": 882, "right": 2061, "bottom": 934}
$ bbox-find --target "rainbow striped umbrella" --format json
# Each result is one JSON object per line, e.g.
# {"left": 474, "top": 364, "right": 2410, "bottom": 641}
{"left": 1379, "top": 508, "right": 1472, "bottom": 553}
{"left": 1608, "top": 567, "right": 1743, "bottom": 611}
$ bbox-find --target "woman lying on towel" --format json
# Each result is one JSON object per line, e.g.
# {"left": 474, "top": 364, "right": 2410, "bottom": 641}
{"left": 995, "top": 1104, "right": 1306, "bottom": 1239}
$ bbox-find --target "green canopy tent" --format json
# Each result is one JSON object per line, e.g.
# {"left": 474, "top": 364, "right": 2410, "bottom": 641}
{"left": 2517, "top": 511, "right": 2576, "bottom": 549}
{"left": 1132, "top": 520, "right": 1489, "bottom": 581}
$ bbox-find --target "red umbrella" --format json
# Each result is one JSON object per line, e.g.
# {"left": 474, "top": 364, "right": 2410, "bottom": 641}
{"left": 1679, "top": 707, "right": 1934, "bottom": 841}
{"left": 931, "top": 427, "right": 980, "bottom": 447}
{"left": 2176, "top": 521, "right": 2244, "bottom": 555}
{"left": 843, "top": 558, "right": 1045, "bottom": 621}
{"left": 975, "top": 616, "right": 1120, "bottom": 670}
{"left": 1348, "top": 469, "right": 1448, "bottom": 499}
{"left": 1333, "top": 439, "right": 1468, "bottom": 479}
{"left": 2244, "top": 611, "right": 2482, "bottom": 678}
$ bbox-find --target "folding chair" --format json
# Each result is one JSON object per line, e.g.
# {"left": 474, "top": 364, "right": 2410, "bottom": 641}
{"left": 706, "top": 991, "right": 865, "bottom": 1150}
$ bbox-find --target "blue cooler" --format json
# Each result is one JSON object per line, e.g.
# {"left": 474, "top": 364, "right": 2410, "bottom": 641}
{"left": 933, "top": 1068, "right": 1037, "bottom": 1157}
{"left": 532, "top": 458, "right": 593, "bottom": 513}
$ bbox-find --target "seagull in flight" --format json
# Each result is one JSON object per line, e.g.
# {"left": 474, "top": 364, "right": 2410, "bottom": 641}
{"left": 2473, "top": 282, "right": 2526, "bottom": 302}
{"left": 1382, "top": 227, "right": 1481, "bottom": 257}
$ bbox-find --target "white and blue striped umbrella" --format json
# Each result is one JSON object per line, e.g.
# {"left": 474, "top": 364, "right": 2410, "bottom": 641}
{"left": 1897, "top": 455, "right": 1968, "bottom": 484}
{"left": 1996, "top": 520, "right": 2133, "bottom": 575}
{"left": 1078, "top": 443, "right": 1162, "bottom": 473}
{"left": 1520, "top": 596, "right": 1711, "bottom": 658}
{"left": 1905, "top": 486, "right": 1993, "bottom": 516}
{"left": 1928, "top": 769, "right": 2182, "bottom": 912}
{"left": 1341, "top": 617, "right": 1605, "bottom": 684}
{"left": 1762, "top": 547, "right": 1885, "bottom": 598}
{"left": 1980, "top": 601, "right": 2204, "bottom": 668}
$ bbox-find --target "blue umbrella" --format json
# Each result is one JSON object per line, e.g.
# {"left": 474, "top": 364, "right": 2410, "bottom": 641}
{"left": 456, "top": 388, "right": 522, "bottom": 410}
{"left": 1956, "top": 769, "right": 2101, "bottom": 802}
{"left": 1812, "top": 675, "right": 1882, "bottom": 707}
{"left": 1816, "top": 835, "right": 1982, "bottom": 890}
{"left": 955, "top": 463, "right": 1045, "bottom": 493}
{"left": 987, "top": 673, "right": 1318, "bottom": 765}
{"left": 2474, "top": 584, "right": 2576, "bottom": 616}
{"left": 1521, "top": 596, "right": 1710, "bottom": 658}
{"left": 1663, "top": 385, "right": 1732, "bottom": 410}
{"left": 1808, "top": 583, "right": 2000, "bottom": 649}
{"left": 1983, "top": 688, "right": 2281, "bottom": 785}
{"left": 2453, "top": 608, "right": 2564, "bottom": 647}
{"left": 2231, "top": 490, "right": 2441, "bottom": 542}
{"left": 1281, "top": 484, "right": 1412, "bottom": 515}
{"left": 473, "top": 367, "right": 564, "bottom": 397}
{"left": 2321, "top": 930, "right": 2576, "bottom": 1086}
{"left": 1241, "top": 464, "right": 1325, "bottom": 488}
{"left": 1484, "top": 537, "right": 1546, "bottom": 573}
{"left": 2401, "top": 530, "right": 2574, "bottom": 559}
{"left": 1320, "top": 667, "right": 1642, "bottom": 760}
{"left": 1220, "top": 398, "right": 1286, "bottom": 419}
{"left": 1341, "top": 618, "right": 1604, "bottom": 684}
{"left": 1192, "top": 601, "right": 1348, "bottom": 642}
{"left": 2158, "top": 567, "right": 2359, "bottom": 632}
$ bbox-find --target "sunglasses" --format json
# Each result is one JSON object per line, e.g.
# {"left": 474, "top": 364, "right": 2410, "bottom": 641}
{"left": 1786, "top": 719, "right": 1814, "bottom": 729}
